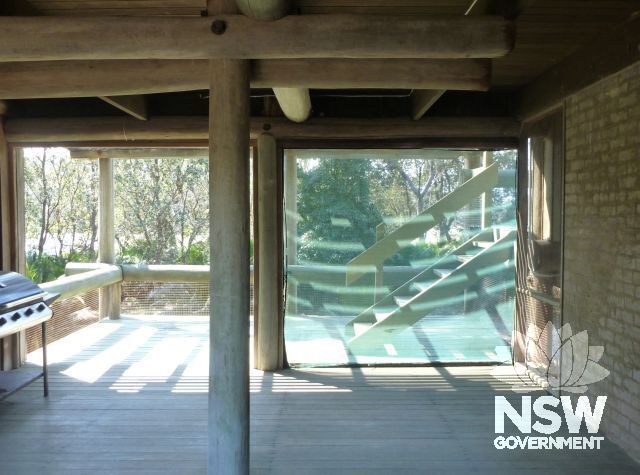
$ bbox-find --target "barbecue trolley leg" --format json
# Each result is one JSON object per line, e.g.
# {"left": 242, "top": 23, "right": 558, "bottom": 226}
{"left": 41, "top": 321, "right": 48, "bottom": 397}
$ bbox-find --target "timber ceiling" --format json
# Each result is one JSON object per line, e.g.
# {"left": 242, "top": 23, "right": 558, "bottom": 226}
{"left": 2, "top": 0, "right": 639, "bottom": 122}
{"left": 12, "top": 0, "right": 640, "bottom": 88}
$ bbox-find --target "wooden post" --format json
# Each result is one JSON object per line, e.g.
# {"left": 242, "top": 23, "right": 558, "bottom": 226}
{"left": 0, "top": 112, "right": 16, "bottom": 369}
{"left": 14, "top": 148, "right": 25, "bottom": 276}
{"left": 98, "top": 157, "right": 120, "bottom": 319}
{"left": 462, "top": 151, "right": 483, "bottom": 233}
{"left": 374, "top": 223, "right": 386, "bottom": 303}
{"left": 481, "top": 151, "right": 494, "bottom": 229}
{"left": 256, "top": 133, "right": 281, "bottom": 371}
{"left": 283, "top": 149, "right": 298, "bottom": 316}
{"left": 0, "top": 108, "right": 27, "bottom": 369}
{"left": 208, "top": 1, "right": 251, "bottom": 471}
{"left": 461, "top": 152, "right": 483, "bottom": 314}
{"left": 0, "top": 110, "right": 12, "bottom": 272}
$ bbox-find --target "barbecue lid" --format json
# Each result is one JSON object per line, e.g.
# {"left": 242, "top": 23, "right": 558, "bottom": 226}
{"left": 0, "top": 272, "right": 45, "bottom": 311}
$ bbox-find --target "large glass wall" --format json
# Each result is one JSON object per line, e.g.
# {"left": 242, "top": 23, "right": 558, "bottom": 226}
{"left": 284, "top": 149, "right": 517, "bottom": 366}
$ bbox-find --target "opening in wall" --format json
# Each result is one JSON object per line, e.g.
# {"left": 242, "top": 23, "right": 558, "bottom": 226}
{"left": 515, "top": 109, "right": 564, "bottom": 383}
{"left": 283, "top": 147, "right": 518, "bottom": 366}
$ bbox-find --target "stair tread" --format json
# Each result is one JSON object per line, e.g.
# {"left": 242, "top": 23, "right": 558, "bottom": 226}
{"left": 412, "top": 280, "right": 436, "bottom": 292}
{"left": 472, "top": 240, "right": 494, "bottom": 248}
{"left": 434, "top": 268, "right": 454, "bottom": 278}
{"left": 393, "top": 296, "right": 412, "bottom": 308}
{"left": 456, "top": 254, "right": 474, "bottom": 263}
{"left": 353, "top": 322, "right": 373, "bottom": 337}
{"left": 374, "top": 311, "right": 393, "bottom": 322}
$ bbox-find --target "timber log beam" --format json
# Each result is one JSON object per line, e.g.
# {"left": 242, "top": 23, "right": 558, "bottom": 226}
{"left": 0, "top": 15, "right": 515, "bottom": 61}
{"left": 0, "top": 59, "right": 491, "bottom": 99}
{"left": 4, "top": 116, "right": 521, "bottom": 144}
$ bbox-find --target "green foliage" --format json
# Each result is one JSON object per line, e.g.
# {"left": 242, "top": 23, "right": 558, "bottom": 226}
{"left": 116, "top": 239, "right": 151, "bottom": 264}
{"left": 115, "top": 158, "right": 209, "bottom": 264}
{"left": 386, "top": 240, "right": 462, "bottom": 267}
{"left": 25, "top": 249, "right": 94, "bottom": 284}
{"left": 184, "top": 241, "right": 210, "bottom": 265}
{"left": 297, "top": 159, "right": 383, "bottom": 264}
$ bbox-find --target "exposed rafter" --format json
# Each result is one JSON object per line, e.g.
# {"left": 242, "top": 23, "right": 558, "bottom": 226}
{"left": 518, "top": 12, "right": 640, "bottom": 120}
{"left": 410, "top": 90, "right": 446, "bottom": 121}
{"left": 411, "top": 0, "right": 531, "bottom": 121}
{"left": 99, "top": 95, "right": 148, "bottom": 121}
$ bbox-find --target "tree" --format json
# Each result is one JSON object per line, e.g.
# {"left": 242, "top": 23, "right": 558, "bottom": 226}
{"left": 114, "top": 157, "right": 209, "bottom": 264}
{"left": 297, "top": 158, "right": 382, "bottom": 264}
{"left": 369, "top": 155, "right": 464, "bottom": 242}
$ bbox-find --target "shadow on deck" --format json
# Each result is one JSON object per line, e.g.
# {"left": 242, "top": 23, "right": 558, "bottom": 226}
{"left": 0, "top": 315, "right": 638, "bottom": 474}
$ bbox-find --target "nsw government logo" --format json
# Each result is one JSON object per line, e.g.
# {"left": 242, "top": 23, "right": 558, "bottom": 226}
{"left": 491, "top": 322, "right": 610, "bottom": 450}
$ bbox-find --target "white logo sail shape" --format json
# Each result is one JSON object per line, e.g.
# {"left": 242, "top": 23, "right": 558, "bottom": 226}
{"left": 492, "top": 322, "right": 609, "bottom": 393}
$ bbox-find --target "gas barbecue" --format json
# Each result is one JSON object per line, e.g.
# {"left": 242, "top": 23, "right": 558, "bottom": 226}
{"left": 0, "top": 271, "right": 59, "bottom": 399}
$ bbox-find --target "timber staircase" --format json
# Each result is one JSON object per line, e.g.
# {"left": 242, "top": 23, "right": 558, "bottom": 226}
{"left": 346, "top": 227, "right": 516, "bottom": 351}
{"left": 344, "top": 163, "right": 500, "bottom": 286}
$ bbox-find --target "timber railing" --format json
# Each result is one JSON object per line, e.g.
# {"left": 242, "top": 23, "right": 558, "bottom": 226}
{"left": 345, "top": 164, "right": 499, "bottom": 286}
{"left": 26, "top": 265, "right": 122, "bottom": 352}
{"left": 40, "top": 264, "right": 123, "bottom": 300}
{"left": 65, "top": 263, "right": 214, "bottom": 283}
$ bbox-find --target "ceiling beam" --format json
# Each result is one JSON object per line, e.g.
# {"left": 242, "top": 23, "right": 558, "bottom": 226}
{"left": 99, "top": 95, "right": 148, "bottom": 121}
{"left": 69, "top": 148, "right": 207, "bottom": 160}
{"left": 518, "top": 12, "right": 640, "bottom": 121}
{"left": 0, "top": 15, "right": 515, "bottom": 61}
{"left": 411, "top": 1, "right": 491, "bottom": 121}
{"left": 2, "top": 1, "right": 155, "bottom": 122}
{"left": 410, "top": 0, "right": 531, "bottom": 121}
{"left": 0, "top": 58, "right": 490, "bottom": 99}
{"left": 4, "top": 116, "right": 520, "bottom": 144}
{"left": 410, "top": 90, "right": 446, "bottom": 121}
{"left": 71, "top": 148, "right": 473, "bottom": 161}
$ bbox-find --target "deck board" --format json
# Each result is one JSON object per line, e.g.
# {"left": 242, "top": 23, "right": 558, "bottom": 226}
{"left": 0, "top": 315, "right": 637, "bottom": 474}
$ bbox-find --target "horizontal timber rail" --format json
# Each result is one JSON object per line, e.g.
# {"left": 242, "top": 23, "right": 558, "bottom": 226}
{"left": 5, "top": 116, "right": 521, "bottom": 145}
{"left": 0, "top": 58, "right": 491, "bottom": 99}
{"left": 64, "top": 263, "right": 424, "bottom": 286}
{"left": 65, "top": 263, "right": 248, "bottom": 282}
{"left": 40, "top": 265, "right": 122, "bottom": 301}
{"left": 0, "top": 15, "right": 514, "bottom": 61}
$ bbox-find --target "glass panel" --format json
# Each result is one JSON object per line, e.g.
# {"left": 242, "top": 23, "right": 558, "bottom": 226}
{"left": 284, "top": 148, "right": 517, "bottom": 366}
{"left": 516, "top": 110, "right": 564, "bottom": 389}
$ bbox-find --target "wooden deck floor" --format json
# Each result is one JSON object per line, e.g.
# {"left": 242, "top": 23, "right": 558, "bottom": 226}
{"left": 0, "top": 315, "right": 638, "bottom": 474}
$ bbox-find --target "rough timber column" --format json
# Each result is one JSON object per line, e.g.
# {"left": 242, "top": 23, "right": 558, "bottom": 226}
{"left": 208, "top": 1, "right": 251, "bottom": 473}
{"left": 283, "top": 149, "right": 298, "bottom": 315}
{"left": 256, "top": 133, "right": 280, "bottom": 371}
{"left": 98, "top": 157, "right": 120, "bottom": 319}
{"left": 0, "top": 102, "right": 24, "bottom": 369}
